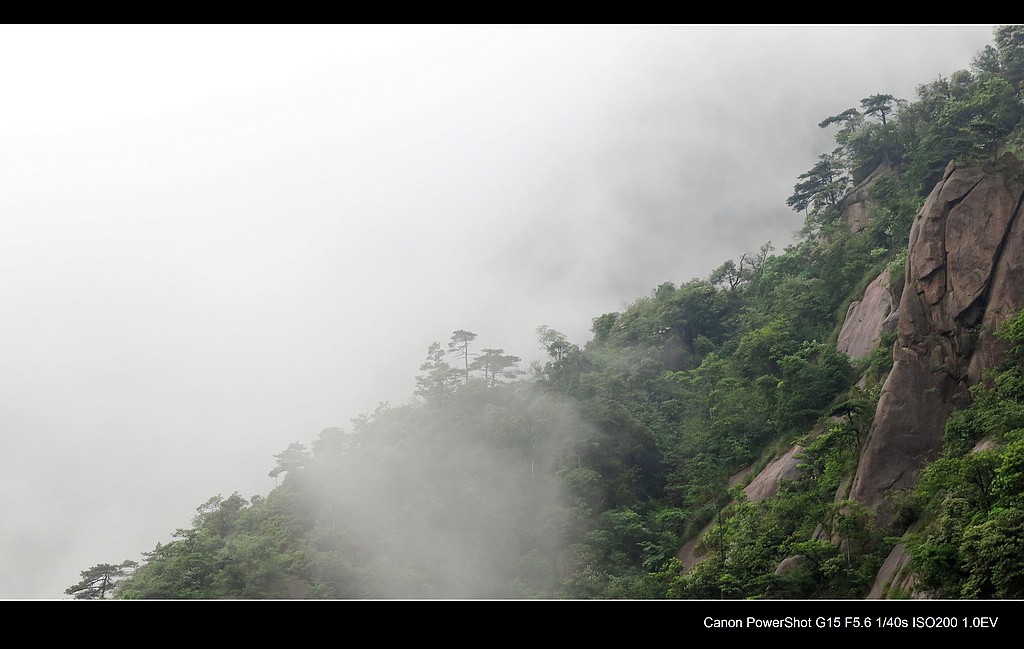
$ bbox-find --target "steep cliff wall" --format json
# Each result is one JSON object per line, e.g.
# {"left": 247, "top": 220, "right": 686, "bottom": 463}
{"left": 849, "top": 155, "right": 1024, "bottom": 517}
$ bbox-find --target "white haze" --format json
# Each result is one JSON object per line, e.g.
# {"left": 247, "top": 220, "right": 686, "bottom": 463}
{"left": 0, "top": 25, "right": 993, "bottom": 598}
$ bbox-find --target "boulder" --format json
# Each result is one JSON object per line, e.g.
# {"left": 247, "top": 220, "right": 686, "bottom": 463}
{"left": 774, "top": 553, "right": 808, "bottom": 576}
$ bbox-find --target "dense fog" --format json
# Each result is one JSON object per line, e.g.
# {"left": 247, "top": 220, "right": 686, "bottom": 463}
{"left": 0, "top": 25, "right": 993, "bottom": 598}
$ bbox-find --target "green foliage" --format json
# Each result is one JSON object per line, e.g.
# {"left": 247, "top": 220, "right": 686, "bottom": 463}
{"left": 415, "top": 342, "right": 460, "bottom": 403}
{"left": 65, "top": 560, "right": 137, "bottom": 599}
{"left": 865, "top": 175, "right": 924, "bottom": 255}
{"left": 994, "top": 25, "right": 1024, "bottom": 87}
{"left": 905, "top": 71, "right": 1024, "bottom": 192}
{"left": 773, "top": 343, "right": 853, "bottom": 434}
{"left": 997, "top": 308, "right": 1024, "bottom": 361}
{"left": 269, "top": 443, "right": 311, "bottom": 479}
{"left": 862, "top": 94, "right": 896, "bottom": 126}
{"left": 734, "top": 318, "right": 798, "bottom": 379}
{"left": 906, "top": 308, "right": 1024, "bottom": 598}
{"left": 537, "top": 325, "right": 574, "bottom": 362}
{"left": 709, "top": 259, "right": 745, "bottom": 290}
{"left": 117, "top": 492, "right": 311, "bottom": 599}
{"left": 816, "top": 100, "right": 898, "bottom": 183}
{"left": 807, "top": 27, "right": 1024, "bottom": 197}
{"left": 960, "top": 507, "right": 1024, "bottom": 598}
{"left": 992, "top": 435, "right": 1024, "bottom": 509}
{"left": 787, "top": 151, "right": 849, "bottom": 218}
{"left": 472, "top": 348, "right": 523, "bottom": 387}
{"left": 585, "top": 279, "right": 740, "bottom": 373}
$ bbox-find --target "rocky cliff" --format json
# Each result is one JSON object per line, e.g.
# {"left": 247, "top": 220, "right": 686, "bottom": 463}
{"left": 849, "top": 155, "right": 1024, "bottom": 518}
{"left": 675, "top": 157, "right": 1024, "bottom": 589}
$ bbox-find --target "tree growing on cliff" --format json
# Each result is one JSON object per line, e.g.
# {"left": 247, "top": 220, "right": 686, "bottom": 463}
{"left": 787, "top": 152, "right": 848, "bottom": 227}
{"left": 861, "top": 94, "right": 896, "bottom": 126}
{"left": 65, "top": 560, "right": 137, "bottom": 599}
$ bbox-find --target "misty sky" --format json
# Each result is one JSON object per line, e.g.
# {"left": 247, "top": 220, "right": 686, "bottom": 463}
{"left": 0, "top": 25, "right": 995, "bottom": 598}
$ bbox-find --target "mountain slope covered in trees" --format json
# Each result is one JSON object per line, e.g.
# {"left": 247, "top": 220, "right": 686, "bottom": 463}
{"left": 69, "top": 26, "right": 1024, "bottom": 599}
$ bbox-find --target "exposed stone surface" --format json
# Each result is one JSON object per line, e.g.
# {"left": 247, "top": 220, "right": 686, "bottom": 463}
{"left": 840, "top": 162, "right": 891, "bottom": 233}
{"left": 973, "top": 438, "right": 999, "bottom": 453}
{"left": 850, "top": 156, "right": 1024, "bottom": 519}
{"left": 728, "top": 466, "right": 750, "bottom": 488}
{"left": 744, "top": 445, "right": 804, "bottom": 502}
{"left": 675, "top": 522, "right": 713, "bottom": 572}
{"left": 677, "top": 445, "right": 804, "bottom": 572}
{"left": 868, "top": 543, "right": 928, "bottom": 599}
{"left": 968, "top": 195, "right": 1024, "bottom": 382}
{"left": 837, "top": 270, "right": 893, "bottom": 359}
{"left": 774, "top": 554, "right": 808, "bottom": 576}
{"left": 880, "top": 309, "right": 900, "bottom": 335}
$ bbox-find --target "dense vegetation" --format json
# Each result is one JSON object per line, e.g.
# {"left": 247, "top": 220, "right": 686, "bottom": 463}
{"left": 902, "top": 312, "right": 1024, "bottom": 598}
{"left": 68, "top": 26, "right": 1024, "bottom": 599}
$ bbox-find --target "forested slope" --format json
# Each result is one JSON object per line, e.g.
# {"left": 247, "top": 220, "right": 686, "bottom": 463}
{"left": 68, "top": 26, "right": 1024, "bottom": 599}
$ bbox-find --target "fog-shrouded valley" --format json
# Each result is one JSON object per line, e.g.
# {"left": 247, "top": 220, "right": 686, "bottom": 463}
{"left": 3, "top": 25, "right": 1010, "bottom": 599}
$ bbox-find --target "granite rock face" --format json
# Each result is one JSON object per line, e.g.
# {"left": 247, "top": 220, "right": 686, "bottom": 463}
{"left": 837, "top": 269, "right": 894, "bottom": 360}
{"left": 744, "top": 445, "right": 804, "bottom": 503}
{"left": 676, "top": 446, "right": 806, "bottom": 572}
{"left": 840, "top": 161, "right": 891, "bottom": 233}
{"left": 868, "top": 543, "right": 925, "bottom": 599}
{"left": 850, "top": 156, "right": 1024, "bottom": 517}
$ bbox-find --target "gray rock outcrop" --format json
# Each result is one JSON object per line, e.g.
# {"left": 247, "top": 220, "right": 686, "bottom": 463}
{"left": 744, "top": 445, "right": 804, "bottom": 502}
{"left": 868, "top": 543, "right": 924, "bottom": 599}
{"left": 849, "top": 156, "right": 1024, "bottom": 519}
{"left": 840, "top": 161, "right": 891, "bottom": 233}
{"left": 837, "top": 269, "right": 893, "bottom": 360}
{"left": 676, "top": 445, "right": 805, "bottom": 572}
